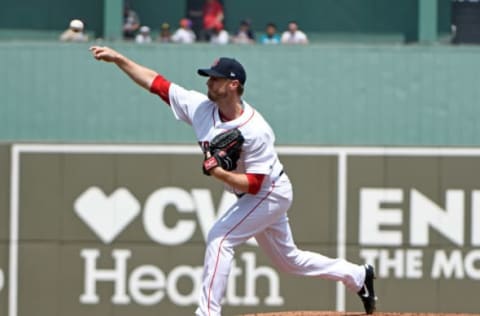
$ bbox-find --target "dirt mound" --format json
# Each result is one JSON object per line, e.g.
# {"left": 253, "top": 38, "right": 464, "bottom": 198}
{"left": 240, "top": 312, "right": 479, "bottom": 316}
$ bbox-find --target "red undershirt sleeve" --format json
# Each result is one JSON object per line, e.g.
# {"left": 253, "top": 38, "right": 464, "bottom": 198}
{"left": 149, "top": 74, "right": 171, "bottom": 105}
{"left": 246, "top": 173, "right": 265, "bottom": 195}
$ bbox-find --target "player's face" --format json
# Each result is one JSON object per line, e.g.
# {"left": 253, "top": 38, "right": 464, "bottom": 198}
{"left": 206, "top": 76, "right": 232, "bottom": 101}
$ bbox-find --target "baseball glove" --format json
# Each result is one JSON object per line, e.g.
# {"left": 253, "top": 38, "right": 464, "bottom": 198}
{"left": 203, "top": 128, "right": 244, "bottom": 175}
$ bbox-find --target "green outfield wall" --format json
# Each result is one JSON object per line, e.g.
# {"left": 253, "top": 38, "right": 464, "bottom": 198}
{"left": 0, "top": 0, "right": 451, "bottom": 40}
{"left": 1, "top": 42, "right": 480, "bottom": 146}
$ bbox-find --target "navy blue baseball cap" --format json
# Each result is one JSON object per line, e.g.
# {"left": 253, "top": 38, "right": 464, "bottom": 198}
{"left": 197, "top": 57, "right": 246, "bottom": 85}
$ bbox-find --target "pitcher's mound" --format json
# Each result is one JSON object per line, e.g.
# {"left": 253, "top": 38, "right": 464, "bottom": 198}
{"left": 240, "top": 312, "right": 479, "bottom": 316}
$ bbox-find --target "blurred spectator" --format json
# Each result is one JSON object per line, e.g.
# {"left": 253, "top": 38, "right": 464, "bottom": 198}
{"left": 123, "top": 4, "right": 140, "bottom": 40}
{"left": 281, "top": 21, "right": 309, "bottom": 44}
{"left": 135, "top": 26, "right": 152, "bottom": 44}
{"left": 210, "top": 25, "right": 229, "bottom": 45}
{"left": 59, "top": 19, "right": 89, "bottom": 42}
{"left": 259, "top": 22, "right": 280, "bottom": 44}
{"left": 232, "top": 19, "right": 255, "bottom": 44}
{"left": 158, "top": 22, "right": 172, "bottom": 43}
{"left": 186, "top": 0, "right": 204, "bottom": 40}
{"left": 171, "top": 18, "right": 196, "bottom": 44}
{"left": 203, "top": 0, "right": 224, "bottom": 41}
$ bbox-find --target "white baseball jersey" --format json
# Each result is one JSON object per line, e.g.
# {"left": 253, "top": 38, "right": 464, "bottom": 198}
{"left": 163, "top": 82, "right": 366, "bottom": 316}
{"left": 168, "top": 83, "right": 284, "bottom": 194}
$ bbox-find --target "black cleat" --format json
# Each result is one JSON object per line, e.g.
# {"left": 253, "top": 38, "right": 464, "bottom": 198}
{"left": 357, "top": 264, "right": 377, "bottom": 314}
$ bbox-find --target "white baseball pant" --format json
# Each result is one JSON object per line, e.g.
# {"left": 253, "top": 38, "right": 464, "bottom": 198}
{"left": 195, "top": 174, "right": 366, "bottom": 316}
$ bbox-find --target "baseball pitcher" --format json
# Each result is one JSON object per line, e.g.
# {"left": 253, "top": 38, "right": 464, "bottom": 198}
{"left": 90, "top": 46, "right": 377, "bottom": 316}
